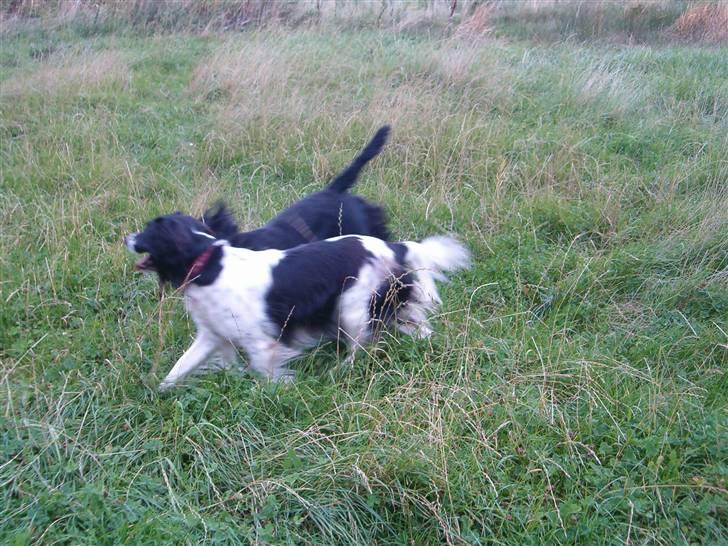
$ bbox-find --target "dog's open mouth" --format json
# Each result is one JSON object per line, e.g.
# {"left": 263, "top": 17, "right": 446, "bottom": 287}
{"left": 135, "top": 255, "right": 156, "bottom": 272}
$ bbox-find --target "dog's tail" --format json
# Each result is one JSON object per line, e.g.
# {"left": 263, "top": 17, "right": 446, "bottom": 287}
{"left": 402, "top": 236, "right": 470, "bottom": 306}
{"left": 327, "top": 125, "right": 390, "bottom": 193}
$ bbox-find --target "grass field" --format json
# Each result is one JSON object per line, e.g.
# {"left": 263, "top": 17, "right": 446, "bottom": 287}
{"left": 1, "top": 5, "right": 727, "bottom": 545}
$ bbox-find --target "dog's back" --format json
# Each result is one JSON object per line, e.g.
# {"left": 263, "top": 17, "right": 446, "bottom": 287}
{"left": 203, "top": 126, "right": 391, "bottom": 249}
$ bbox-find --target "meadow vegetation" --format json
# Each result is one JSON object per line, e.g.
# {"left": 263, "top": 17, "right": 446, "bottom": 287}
{"left": 1, "top": 1, "right": 726, "bottom": 544}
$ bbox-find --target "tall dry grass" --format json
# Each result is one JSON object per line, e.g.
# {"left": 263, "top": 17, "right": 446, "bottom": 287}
{"left": 1, "top": 0, "right": 703, "bottom": 44}
{"left": 0, "top": 49, "right": 129, "bottom": 97}
{"left": 1, "top": 0, "right": 291, "bottom": 30}
{"left": 670, "top": 2, "right": 728, "bottom": 43}
{"left": 187, "top": 31, "right": 522, "bottom": 217}
{"left": 454, "top": 2, "right": 496, "bottom": 39}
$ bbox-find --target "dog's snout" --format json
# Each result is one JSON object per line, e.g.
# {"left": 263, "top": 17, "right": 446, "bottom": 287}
{"left": 125, "top": 233, "right": 138, "bottom": 252}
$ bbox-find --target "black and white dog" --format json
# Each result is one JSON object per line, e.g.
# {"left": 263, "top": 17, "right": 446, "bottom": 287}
{"left": 125, "top": 213, "right": 469, "bottom": 390}
{"left": 135, "top": 126, "right": 391, "bottom": 273}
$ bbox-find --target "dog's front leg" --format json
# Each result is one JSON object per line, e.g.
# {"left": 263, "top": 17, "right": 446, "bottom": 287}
{"left": 158, "top": 331, "right": 220, "bottom": 391}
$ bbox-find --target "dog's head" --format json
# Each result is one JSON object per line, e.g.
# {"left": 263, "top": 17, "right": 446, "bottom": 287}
{"left": 125, "top": 212, "right": 219, "bottom": 287}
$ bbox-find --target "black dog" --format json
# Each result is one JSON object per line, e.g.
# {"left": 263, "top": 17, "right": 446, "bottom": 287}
{"left": 202, "top": 125, "right": 391, "bottom": 250}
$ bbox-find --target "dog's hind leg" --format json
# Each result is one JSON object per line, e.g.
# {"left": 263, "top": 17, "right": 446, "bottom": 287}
{"left": 159, "top": 331, "right": 221, "bottom": 391}
{"left": 337, "top": 302, "right": 374, "bottom": 368}
{"left": 394, "top": 283, "right": 436, "bottom": 339}
{"left": 396, "top": 302, "right": 433, "bottom": 339}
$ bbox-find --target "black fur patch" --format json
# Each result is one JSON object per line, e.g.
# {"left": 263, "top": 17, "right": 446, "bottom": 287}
{"left": 370, "top": 270, "right": 414, "bottom": 329}
{"left": 201, "top": 203, "right": 238, "bottom": 240}
{"left": 363, "top": 242, "right": 413, "bottom": 331}
{"left": 265, "top": 237, "right": 373, "bottom": 343}
{"left": 387, "top": 242, "right": 409, "bottom": 265}
{"left": 203, "top": 194, "right": 389, "bottom": 252}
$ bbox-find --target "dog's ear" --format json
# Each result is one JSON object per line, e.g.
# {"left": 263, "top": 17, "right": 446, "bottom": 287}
{"left": 202, "top": 202, "right": 239, "bottom": 238}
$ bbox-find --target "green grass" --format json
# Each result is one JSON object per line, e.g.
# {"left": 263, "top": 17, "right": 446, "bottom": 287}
{"left": 1, "top": 23, "right": 727, "bottom": 545}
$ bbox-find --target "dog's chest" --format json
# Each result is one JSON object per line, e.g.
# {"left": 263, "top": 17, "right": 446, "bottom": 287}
{"left": 184, "top": 285, "right": 263, "bottom": 341}
{"left": 183, "top": 250, "right": 277, "bottom": 343}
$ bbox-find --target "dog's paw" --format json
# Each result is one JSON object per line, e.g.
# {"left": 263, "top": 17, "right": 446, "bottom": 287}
{"left": 271, "top": 368, "right": 296, "bottom": 384}
{"left": 398, "top": 321, "right": 433, "bottom": 339}
{"left": 158, "top": 380, "right": 175, "bottom": 392}
{"left": 340, "top": 353, "right": 356, "bottom": 367}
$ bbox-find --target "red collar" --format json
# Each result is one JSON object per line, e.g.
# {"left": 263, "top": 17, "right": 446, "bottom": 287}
{"left": 182, "top": 245, "right": 217, "bottom": 287}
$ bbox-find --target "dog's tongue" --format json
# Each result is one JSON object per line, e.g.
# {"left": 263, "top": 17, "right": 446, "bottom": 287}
{"left": 135, "top": 255, "right": 156, "bottom": 271}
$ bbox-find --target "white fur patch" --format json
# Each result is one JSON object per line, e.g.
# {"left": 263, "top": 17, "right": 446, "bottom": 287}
{"left": 191, "top": 229, "right": 216, "bottom": 240}
{"left": 125, "top": 233, "right": 137, "bottom": 252}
